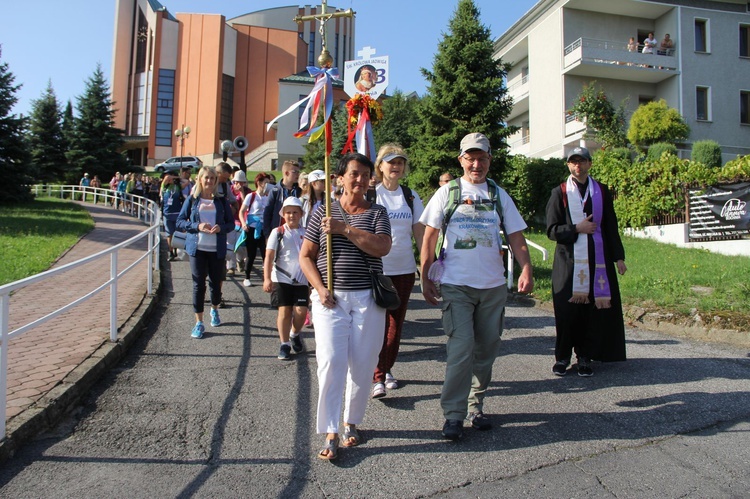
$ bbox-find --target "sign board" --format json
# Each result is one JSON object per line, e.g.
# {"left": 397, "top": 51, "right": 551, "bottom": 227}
{"left": 344, "top": 55, "right": 389, "bottom": 100}
{"left": 688, "top": 182, "right": 750, "bottom": 241}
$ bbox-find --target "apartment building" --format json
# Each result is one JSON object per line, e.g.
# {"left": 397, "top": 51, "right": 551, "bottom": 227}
{"left": 495, "top": 0, "right": 750, "bottom": 162}
{"left": 111, "top": 0, "right": 354, "bottom": 169}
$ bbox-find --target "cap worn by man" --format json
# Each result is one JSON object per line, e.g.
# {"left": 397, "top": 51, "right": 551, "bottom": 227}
{"left": 567, "top": 146, "right": 592, "bottom": 162}
{"left": 460, "top": 133, "right": 492, "bottom": 155}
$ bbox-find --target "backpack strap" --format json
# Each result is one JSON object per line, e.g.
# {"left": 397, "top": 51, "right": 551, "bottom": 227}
{"left": 400, "top": 184, "right": 414, "bottom": 215}
{"left": 273, "top": 225, "right": 285, "bottom": 263}
{"left": 435, "top": 179, "right": 462, "bottom": 258}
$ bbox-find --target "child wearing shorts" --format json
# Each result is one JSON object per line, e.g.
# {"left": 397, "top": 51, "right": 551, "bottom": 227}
{"left": 263, "top": 197, "right": 309, "bottom": 360}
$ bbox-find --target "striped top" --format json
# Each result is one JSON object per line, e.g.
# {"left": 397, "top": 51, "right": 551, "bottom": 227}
{"left": 305, "top": 201, "right": 391, "bottom": 290}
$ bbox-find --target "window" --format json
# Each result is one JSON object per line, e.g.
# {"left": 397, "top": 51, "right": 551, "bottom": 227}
{"left": 741, "top": 91, "right": 750, "bottom": 124}
{"left": 695, "top": 19, "right": 708, "bottom": 52}
{"left": 155, "top": 69, "right": 176, "bottom": 146}
{"left": 308, "top": 31, "right": 316, "bottom": 67}
{"left": 741, "top": 24, "right": 750, "bottom": 57}
{"left": 696, "top": 86, "right": 711, "bottom": 121}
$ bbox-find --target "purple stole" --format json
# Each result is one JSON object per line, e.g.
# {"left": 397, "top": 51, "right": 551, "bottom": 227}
{"left": 562, "top": 176, "right": 612, "bottom": 308}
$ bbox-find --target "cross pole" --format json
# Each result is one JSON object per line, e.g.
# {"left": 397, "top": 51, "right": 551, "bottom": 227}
{"left": 294, "top": 2, "right": 355, "bottom": 294}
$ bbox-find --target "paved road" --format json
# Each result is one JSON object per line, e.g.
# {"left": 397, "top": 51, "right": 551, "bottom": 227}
{"left": 1, "top": 250, "right": 749, "bottom": 497}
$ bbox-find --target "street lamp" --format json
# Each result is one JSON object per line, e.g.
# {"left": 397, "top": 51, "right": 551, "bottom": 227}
{"left": 174, "top": 124, "right": 191, "bottom": 170}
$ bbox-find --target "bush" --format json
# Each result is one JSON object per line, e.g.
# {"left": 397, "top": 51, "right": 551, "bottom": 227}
{"left": 503, "top": 155, "right": 567, "bottom": 223}
{"left": 647, "top": 142, "right": 677, "bottom": 161}
{"left": 627, "top": 99, "right": 690, "bottom": 146}
{"left": 691, "top": 140, "right": 722, "bottom": 168}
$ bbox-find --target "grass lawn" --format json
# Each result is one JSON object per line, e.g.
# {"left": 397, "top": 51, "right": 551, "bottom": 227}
{"left": 0, "top": 198, "right": 94, "bottom": 286}
{"left": 523, "top": 228, "right": 750, "bottom": 329}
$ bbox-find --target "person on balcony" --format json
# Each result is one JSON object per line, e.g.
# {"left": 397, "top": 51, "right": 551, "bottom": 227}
{"left": 642, "top": 33, "right": 657, "bottom": 54}
{"left": 627, "top": 37, "right": 637, "bottom": 53}
{"left": 658, "top": 34, "right": 673, "bottom": 55}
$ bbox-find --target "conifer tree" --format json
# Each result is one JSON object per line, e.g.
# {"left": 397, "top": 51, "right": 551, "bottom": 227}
{"left": 373, "top": 90, "right": 419, "bottom": 152}
{"left": 61, "top": 99, "right": 74, "bottom": 153}
{"left": 0, "top": 47, "right": 33, "bottom": 203}
{"left": 408, "top": 0, "right": 515, "bottom": 196}
{"left": 66, "top": 64, "right": 127, "bottom": 183}
{"left": 28, "top": 81, "right": 68, "bottom": 182}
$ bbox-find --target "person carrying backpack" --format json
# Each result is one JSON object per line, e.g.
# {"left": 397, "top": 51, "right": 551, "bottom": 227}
{"left": 420, "top": 132, "right": 534, "bottom": 441}
{"left": 263, "top": 197, "right": 309, "bottom": 361}
{"left": 369, "top": 144, "right": 425, "bottom": 399}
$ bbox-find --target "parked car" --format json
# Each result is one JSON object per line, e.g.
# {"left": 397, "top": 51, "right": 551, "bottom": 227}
{"left": 154, "top": 156, "right": 203, "bottom": 173}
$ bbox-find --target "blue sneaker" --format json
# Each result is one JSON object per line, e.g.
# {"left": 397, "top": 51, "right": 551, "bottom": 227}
{"left": 210, "top": 308, "right": 221, "bottom": 327}
{"left": 191, "top": 321, "right": 205, "bottom": 339}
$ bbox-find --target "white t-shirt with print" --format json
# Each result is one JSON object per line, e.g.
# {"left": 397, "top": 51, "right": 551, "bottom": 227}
{"left": 196, "top": 198, "right": 218, "bottom": 252}
{"left": 267, "top": 225, "right": 308, "bottom": 285}
{"left": 376, "top": 183, "right": 424, "bottom": 276}
{"left": 419, "top": 179, "right": 527, "bottom": 289}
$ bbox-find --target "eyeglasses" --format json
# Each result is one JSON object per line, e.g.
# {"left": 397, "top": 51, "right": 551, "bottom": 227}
{"left": 461, "top": 155, "right": 490, "bottom": 166}
{"left": 567, "top": 157, "right": 589, "bottom": 164}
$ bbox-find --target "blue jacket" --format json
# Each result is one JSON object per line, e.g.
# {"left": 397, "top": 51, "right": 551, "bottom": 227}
{"left": 176, "top": 194, "right": 235, "bottom": 259}
{"left": 263, "top": 183, "right": 302, "bottom": 238}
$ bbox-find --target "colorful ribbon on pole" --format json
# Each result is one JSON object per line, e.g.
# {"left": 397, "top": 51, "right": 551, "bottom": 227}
{"left": 342, "top": 94, "right": 380, "bottom": 159}
{"left": 266, "top": 66, "right": 338, "bottom": 155}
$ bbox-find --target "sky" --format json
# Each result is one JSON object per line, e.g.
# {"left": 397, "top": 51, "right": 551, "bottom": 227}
{"left": 1, "top": 0, "right": 538, "bottom": 117}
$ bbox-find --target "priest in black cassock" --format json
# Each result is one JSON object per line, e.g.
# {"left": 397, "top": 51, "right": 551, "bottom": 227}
{"left": 546, "top": 147, "right": 627, "bottom": 377}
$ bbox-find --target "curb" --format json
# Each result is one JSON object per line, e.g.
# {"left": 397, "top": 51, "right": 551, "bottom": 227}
{"left": 0, "top": 268, "right": 163, "bottom": 463}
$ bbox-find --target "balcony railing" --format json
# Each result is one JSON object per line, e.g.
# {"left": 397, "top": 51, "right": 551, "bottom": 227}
{"left": 564, "top": 37, "right": 676, "bottom": 71}
{"left": 507, "top": 74, "right": 529, "bottom": 93}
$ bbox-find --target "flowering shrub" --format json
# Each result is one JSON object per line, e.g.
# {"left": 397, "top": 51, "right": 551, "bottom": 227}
{"left": 568, "top": 82, "right": 627, "bottom": 148}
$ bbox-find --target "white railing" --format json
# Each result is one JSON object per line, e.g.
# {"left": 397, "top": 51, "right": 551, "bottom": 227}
{"left": 504, "top": 241, "right": 548, "bottom": 292}
{"left": 564, "top": 37, "right": 676, "bottom": 71}
{"left": 1, "top": 185, "right": 162, "bottom": 440}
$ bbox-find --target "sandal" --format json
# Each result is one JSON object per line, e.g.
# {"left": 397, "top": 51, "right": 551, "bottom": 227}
{"left": 317, "top": 436, "right": 339, "bottom": 460}
{"left": 342, "top": 425, "right": 361, "bottom": 447}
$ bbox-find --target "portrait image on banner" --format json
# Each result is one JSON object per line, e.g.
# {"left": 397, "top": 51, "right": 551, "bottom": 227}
{"left": 344, "top": 56, "right": 389, "bottom": 100}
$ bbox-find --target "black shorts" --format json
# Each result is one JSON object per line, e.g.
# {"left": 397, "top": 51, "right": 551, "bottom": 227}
{"left": 270, "top": 282, "right": 310, "bottom": 308}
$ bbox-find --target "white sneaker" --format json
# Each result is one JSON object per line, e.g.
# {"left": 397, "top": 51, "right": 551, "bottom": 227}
{"left": 243, "top": 279, "right": 252, "bottom": 287}
{"left": 371, "top": 382, "right": 386, "bottom": 399}
{"left": 385, "top": 373, "right": 399, "bottom": 390}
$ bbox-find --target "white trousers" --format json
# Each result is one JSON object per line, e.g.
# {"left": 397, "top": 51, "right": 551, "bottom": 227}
{"left": 311, "top": 288, "right": 386, "bottom": 434}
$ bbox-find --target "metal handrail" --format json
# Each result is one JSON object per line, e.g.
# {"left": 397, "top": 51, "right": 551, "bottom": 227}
{"left": 504, "top": 240, "right": 549, "bottom": 291}
{"left": 1, "top": 185, "right": 162, "bottom": 441}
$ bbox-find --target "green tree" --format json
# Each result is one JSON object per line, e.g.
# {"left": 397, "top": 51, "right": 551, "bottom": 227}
{"left": 0, "top": 47, "right": 33, "bottom": 203}
{"left": 373, "top": 90, "right": 419, "bottom": 150}
{"left": 568, "top": 81, "right": 627, "bottom": 148}
{"left": 66, "top": 64, "right": 127, "bottom": 182}
{"left": 627, "top": 99, "right": 690, "bottom": 147}
{"left": 408, "top": 0, "right": 516, "bottom": 198}
{"left": 302, "top": 102, "right": 347, "bottom": 171}
{"left": 61, "top": 99, "right": 74, "bottom": 153}
{"left": 28, "top": 81, "right": 69, "bottom": 182}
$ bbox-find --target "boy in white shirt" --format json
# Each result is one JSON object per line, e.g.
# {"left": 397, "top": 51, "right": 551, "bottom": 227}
{"left": 263, "top": 197, "right": 309, "bottom": 360}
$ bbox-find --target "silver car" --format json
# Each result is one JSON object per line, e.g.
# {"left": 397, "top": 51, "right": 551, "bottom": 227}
{"left": 154, "top": 156, "right": 203, "bottom": 173}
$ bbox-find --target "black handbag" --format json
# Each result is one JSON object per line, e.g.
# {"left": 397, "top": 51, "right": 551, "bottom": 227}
{"left": 336, "top": 203, "right": 401, "bottom": 310}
